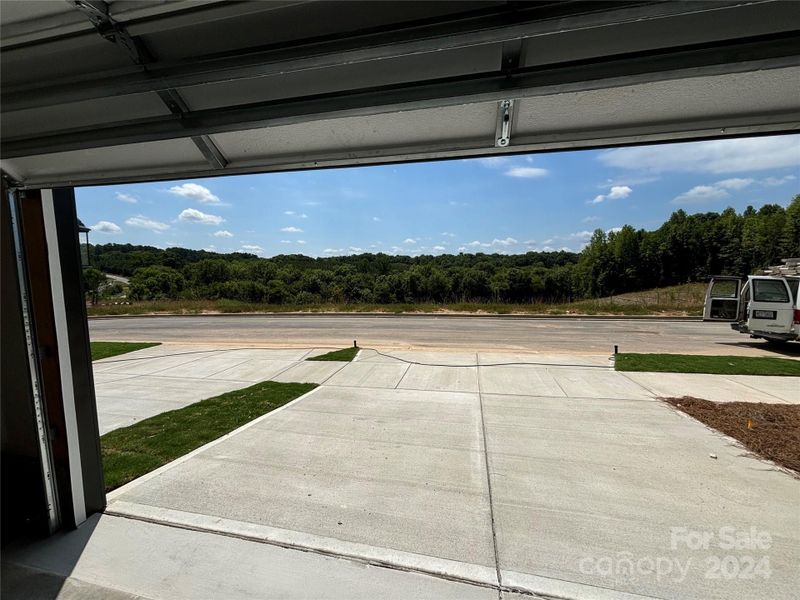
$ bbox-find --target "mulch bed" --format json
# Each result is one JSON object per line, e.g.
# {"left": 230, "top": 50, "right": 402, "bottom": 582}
{"left": 664, "top": 397, "right": 800, "bottom": 475}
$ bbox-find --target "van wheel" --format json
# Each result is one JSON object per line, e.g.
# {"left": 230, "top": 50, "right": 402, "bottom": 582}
{"left": 765, "top": 339, "right": 789, "bottom": 347}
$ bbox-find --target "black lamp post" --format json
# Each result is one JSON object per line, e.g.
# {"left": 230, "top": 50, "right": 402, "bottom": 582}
{"left": 77, "top": 219, "right": 90, "bottom": 268}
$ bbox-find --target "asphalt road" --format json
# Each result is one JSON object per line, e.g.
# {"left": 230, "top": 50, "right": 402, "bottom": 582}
{"left": 88, "top": 315, "right": 797, "bottom": 356}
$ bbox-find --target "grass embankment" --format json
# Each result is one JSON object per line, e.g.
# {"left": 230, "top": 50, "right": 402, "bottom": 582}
{"left": 308, "top": 347, "right": 359, "bottom": 361}
{"left": 616, "top": 353, "right": 800, "bottom": 376}
{"left": 86, "top": 284, "right": 705, "bottom": 317}
{"left": 665, "top": 397, "right": 800, "bottom": 474}
{"left": 101, "top": 381, "right": 316, "bottom": 491}
{"left": 91, "top": 341, "right": 160, "bottom": 361}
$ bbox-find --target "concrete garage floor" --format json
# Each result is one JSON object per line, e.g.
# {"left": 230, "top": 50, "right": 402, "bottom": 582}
{"left": 5, "top": 346, "right": 799, "bottom": 599}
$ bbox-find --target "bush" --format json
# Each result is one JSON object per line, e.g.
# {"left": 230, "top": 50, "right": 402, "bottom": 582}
{"left": 210, "top": 280, "right": 268, "bottom": 302}
{"left": 293, "top": 291, "right": 322, "bottom": 304}
{"left": 128, "top": 266, "right": 184, "bottom": 300}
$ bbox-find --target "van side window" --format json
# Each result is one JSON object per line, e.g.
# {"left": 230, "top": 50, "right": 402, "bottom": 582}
{"left": 753, "top": 279, "right": 790, "bottom": 303}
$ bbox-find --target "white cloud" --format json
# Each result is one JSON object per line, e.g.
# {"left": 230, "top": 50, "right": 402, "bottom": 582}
{"left": 583, "top": 216, "right": 601, "bottom": 223}
{"left": 349, "top": 246, "right": 363, "bottom": 253}
{"left": 672, "top": 175, "right": 765, "bottom": 205}
{"left": 477, "top": 156, "right": 511, "bottom": 168}
{"left": 599, "top": 135, "right": 800, "bottom": 173}
{"left": 479, "top": 156, "right": 549, "bottom": 178}
{"left": 323, "top": 248, "right": 343, "bottom": 254}
{"left": 240, "top": 244, "right": 263, "bottom": 254}
{"left": 716, "top": 178, "right": 754, "bottom": 190}
{"left": 433, "top": 246, "right": 446, "bottom": 251}
{"left": 608, "top": 185, "right": 633, "bottom": 199}
{"left": 125, "top": 215, "right": 169, "bottom": 232}
{"left": 505, "top": 166, "right": 548, "bottom": 178}
{"left": 466, "top": 240, "right": 491, "bottom": 248}
{"left": 89, "top": 220, "right": 121, "bottom": 234}
{"left": 607, "top": 227, "right": 623, "bottom": 234}
{"left": 284, "top": 210, "right": 295, "bottom": 215}
{"left": 762, "top": 174, "right": 797, "bottom": 186}
{"left": 441, "top": 232, "right": 456, "bottom": 237}
{"left": 492, "top": 237, "right": 518, "bottom": 246}
{"left": 373, "top": 216, "right": 381, "bottom": 222}
{"left": 178, "top": 208, "right": 224, "bottom": 225}
{"left": 403, "top": 238, "right": 417, "bottom": 244}
{"left": 567, "top": 230, "right": 594, "bottom": 240}
{"left": 168, "top": 183, "right": 221, "bottom": 204}
{"left": 672, "top": 185, "right": 729, "bottom": 204}
{"left": 284, "top": 210, "right": 308, "bottom": 218}
{"left": 598, "top": 175, "right": 660, "bottom": 188}
{"left": 280, "top": 226, "right": 303, "bottom": 233}
{"left": 115, "top": 192, "right": 137, "bottom": 204}
{"left": 297, "top": 240, "right": 307, "bottom": 245}
{"left": 213, "top": 230, "right": 233, "bottom": 238}
{"left": 591, "top": 185, "right": 632, "bottom": 204}
{"left": 280, "top": 240, "right": 292, "bottom": 244}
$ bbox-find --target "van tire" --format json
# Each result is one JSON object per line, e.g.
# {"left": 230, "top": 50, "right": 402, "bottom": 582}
{"left": 765, "top": 339, "right": 790, "bottom": 347}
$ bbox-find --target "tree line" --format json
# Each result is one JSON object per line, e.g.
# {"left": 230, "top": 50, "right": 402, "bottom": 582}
{"left": 88, "top": 197, "right": 799, "bottom": 305}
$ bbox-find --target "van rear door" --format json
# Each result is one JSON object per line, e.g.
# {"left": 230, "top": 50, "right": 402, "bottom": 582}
{"left": 703, "top": 276, "right": 741, "bottom": 321}
{"left": 747, "top": 277, "right": 794, "bottom": 334}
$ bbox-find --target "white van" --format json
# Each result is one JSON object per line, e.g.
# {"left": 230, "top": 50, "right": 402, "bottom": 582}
{"left": 704, "top": 275, "right": 800, "bottom": 345}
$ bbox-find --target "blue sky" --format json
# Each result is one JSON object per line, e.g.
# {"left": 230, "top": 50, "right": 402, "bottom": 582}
{"left": 77, "top": 134, "right": 799, "bottom": 257}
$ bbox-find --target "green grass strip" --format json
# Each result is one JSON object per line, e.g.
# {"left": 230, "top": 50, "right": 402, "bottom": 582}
{"left": 307, "top": 347, "right": 360, "bottom": 362}
{"left": 91, "top": 341, "right": 160, "bottom": 361}
{"left": 615, "top": 353, "right": 800, "bottom": 376}
{"left": 101, "top": 381, "right": 316, "bottom": 491}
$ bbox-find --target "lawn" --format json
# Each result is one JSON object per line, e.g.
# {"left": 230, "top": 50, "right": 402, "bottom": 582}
{"left": 91, "top": 341, "right": 160, "bottom": 361}
{"left": 101, "top": 381, "right": 316, "bottom": 491}
{"left": 307, "top": 347, "right": 359, "bottom": 361}
{"left": 615, "top": 353, "right": 800, "bottom": 376}
{"left": 665, "top": 397, "right": 800, "bottom": 474}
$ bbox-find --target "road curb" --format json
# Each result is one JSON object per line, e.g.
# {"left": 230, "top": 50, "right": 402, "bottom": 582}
{"left": 88, "top": 312, "right": 701, "bottom": 322}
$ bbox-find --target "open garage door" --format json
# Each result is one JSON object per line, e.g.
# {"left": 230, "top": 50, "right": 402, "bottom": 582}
{"left": 2, "top": 0, "right": 799, "bottom": 540}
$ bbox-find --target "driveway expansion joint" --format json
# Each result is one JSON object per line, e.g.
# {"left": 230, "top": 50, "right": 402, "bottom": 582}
{"left": 477, "top": 353, "right": 504, "bottom": 591}
{"left": 102, "top": 505, "right": 501, "bottom": 591}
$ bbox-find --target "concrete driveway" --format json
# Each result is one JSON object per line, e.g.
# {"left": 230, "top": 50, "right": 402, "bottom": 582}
{"left": 91, "top": 345, "right": 350, "bottom": 434}
{"left": 7, "top": 346, "right": 799, "bottom": 599}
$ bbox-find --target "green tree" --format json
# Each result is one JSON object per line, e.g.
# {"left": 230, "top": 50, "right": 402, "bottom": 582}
{"left": 780, "top": 195, "right": 800, "bottom": 258}
{"left": 128, "top": 266, "right": 185, "bottom": 300}
{"left": 82, "top": 267, "right": 106, "bottom": 305}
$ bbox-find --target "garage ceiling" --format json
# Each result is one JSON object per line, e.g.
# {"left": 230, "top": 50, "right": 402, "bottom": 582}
{"left": 1, "top": 0, "right": 798, "bottom": 188}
